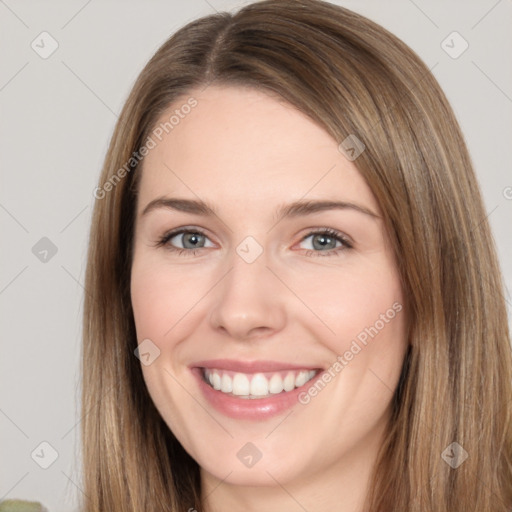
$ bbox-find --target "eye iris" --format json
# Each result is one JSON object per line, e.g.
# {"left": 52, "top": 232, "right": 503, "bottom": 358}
{"left": 313, "top": 233, "right": 336, "bottom": 250}
{"left": 182, "top": 232, "right": 204, "bottom": 248}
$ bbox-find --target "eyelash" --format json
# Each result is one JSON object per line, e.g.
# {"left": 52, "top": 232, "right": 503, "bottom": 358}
{"left": 155, "top": 227, "right": 353, "bottom": 258}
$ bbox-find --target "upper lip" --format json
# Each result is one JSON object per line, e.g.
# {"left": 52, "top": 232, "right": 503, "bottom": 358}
{"left": 191, "top": 359, "right": 323, "bottom": 373}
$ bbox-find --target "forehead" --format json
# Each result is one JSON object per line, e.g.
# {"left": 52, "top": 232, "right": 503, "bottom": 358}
{"left": 137, "top": 85, "right": 378, "bottom": 216}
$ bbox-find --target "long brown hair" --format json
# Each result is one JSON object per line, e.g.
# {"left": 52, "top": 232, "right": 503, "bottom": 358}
{"left": 81, "top": 1, "right": 512, "bottom": 510}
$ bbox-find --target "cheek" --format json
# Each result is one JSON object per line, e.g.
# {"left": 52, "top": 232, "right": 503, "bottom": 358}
{"left": 131, "top": 250, "right": 405, "bottom": 355}
{"left": 130, "top": 258, "right": 204, "bottom": 442}
{"left": 290, "top": 257, "right": 405, "bottom": 355}
{"left": 130, "top": 257, "right": 204, "bottom": 342}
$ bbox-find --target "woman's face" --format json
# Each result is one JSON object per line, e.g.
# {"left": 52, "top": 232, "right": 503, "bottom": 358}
{"left": 130, "top": 85, "right": 408, "bottom": 487}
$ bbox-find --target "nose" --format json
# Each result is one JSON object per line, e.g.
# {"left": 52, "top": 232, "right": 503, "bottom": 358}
{"left": 208, "top": 246, "right": 287, "bottom": 341}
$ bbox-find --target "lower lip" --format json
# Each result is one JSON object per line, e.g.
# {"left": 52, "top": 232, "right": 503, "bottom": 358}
{"left": 191, "top": 367, "right": 318, "bottom": 420}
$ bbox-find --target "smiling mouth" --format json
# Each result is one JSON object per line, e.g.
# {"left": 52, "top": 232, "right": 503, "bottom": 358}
{"left": 201, "top": 368, "right": 320, "bottom": 399}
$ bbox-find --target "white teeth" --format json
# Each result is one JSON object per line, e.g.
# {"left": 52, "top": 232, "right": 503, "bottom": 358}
{"left": 203, "top": 368, "right": 318, "bottom": 398}
{"left": 250, "top": 373, "right": 269, "bottom": 396}
{"left": 232, "top": 373, "right": 250, "bottom": 396}
{"left": 221, "top": 373, "right": 232, "bottom": 393}
{"left": 295, "top": 370, "right": 309, "bottom": 387}
{"left": 283, "top": 372, "right": 295, "bottom": 392}
{"left": 269, "top": 373, "right": 284, "bottom": 394}
{"left": 211, "top": 372, "right": 222, "bottom": 390}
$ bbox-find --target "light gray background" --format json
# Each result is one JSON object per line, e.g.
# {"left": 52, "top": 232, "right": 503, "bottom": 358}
{"left": 1, "top": 1, "right": 511, "bottom": 510}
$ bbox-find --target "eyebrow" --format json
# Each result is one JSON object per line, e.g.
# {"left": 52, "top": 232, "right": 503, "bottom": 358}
{"left": 141, "top": 197, "right": 380, "bottom": 221}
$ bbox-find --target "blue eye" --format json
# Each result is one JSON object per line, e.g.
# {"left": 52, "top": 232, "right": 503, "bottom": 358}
{"left": 156, "top": 227, "right": 352, "bottom": 257}
{"left": 156, "top": 228, "right": 213, "bottom": 254}
{"left": 298, "top": 228, "right": 352, "bottom": 257}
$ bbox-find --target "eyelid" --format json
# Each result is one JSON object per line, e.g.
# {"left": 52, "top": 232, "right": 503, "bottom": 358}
{"left": 154, "top": 226, "right": 213, "bottom": 248}
{"left": 298, "top": 227, "right": 353, "bottom": 247}
{"left": 155, "top": 225, "right": 353, "bottom": 256}
{"left": 295, "top": 227, "right": 353, "bottom": 257}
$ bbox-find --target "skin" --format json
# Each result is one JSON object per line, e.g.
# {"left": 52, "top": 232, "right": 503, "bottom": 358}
{"left": 130, "top": 85, "right": 408, "bottom": 512}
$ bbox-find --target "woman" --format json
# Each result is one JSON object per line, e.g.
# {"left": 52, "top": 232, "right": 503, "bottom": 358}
{"left": 81, "top": 0, "right": 512, "bottom": 510}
